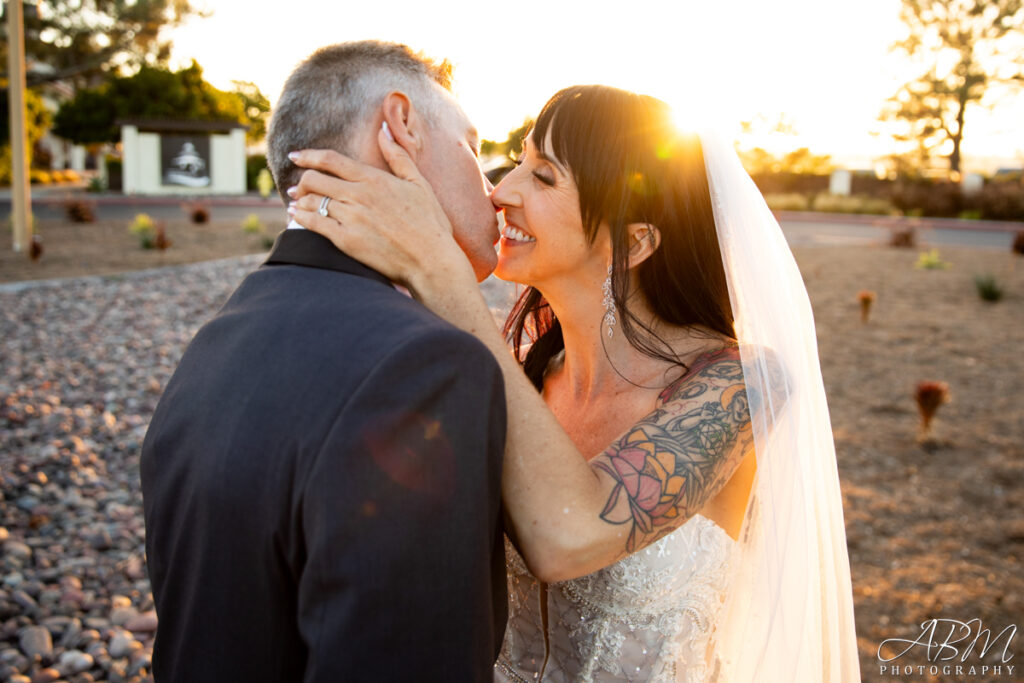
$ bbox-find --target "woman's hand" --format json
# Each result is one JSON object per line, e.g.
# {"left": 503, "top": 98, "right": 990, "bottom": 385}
{"left": 288, "top": 123, "right": 474, "bottom": 297}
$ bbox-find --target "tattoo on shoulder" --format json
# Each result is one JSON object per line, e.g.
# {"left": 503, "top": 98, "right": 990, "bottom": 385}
{"left": 593, "top": 348, "right": 754, "bottom": 555}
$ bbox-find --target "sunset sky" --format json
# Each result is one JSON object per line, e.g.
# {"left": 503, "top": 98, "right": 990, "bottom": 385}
{"left": 168, "top": 0, "right": 1024, "bottom": 171}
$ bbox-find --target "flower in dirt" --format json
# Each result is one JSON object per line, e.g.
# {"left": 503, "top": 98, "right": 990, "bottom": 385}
{"left": 915, "top": 381, "right": 950, "bottom": 433}
{"left": 857, "top": 290, "right": 876, "bottom": 324}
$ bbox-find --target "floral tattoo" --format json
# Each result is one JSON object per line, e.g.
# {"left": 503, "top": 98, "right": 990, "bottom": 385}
{"left": 592, "top": 346, "right": 754, "bottom": 554}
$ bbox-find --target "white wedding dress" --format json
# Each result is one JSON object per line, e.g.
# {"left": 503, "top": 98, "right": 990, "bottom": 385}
{"left": 494, "top": 513, "right": 737, "bottom": 683}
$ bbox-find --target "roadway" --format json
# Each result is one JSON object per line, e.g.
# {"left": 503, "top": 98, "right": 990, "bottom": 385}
{"left": 2, "top": 190, "right": 1021, "bottom": 251}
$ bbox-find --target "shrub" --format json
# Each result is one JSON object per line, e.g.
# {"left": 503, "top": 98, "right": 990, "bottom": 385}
{"left": 889, "top": 227, "right": 917, "bottom": 248}
{"left": 256, "top": 168, "right": 275, "bottom": 199}
{"left": 130, "top": 213, "right": 156, "bottom": 249}
{"left": 247, "top": 154, "right": 269, "bottom": 191}
{"left": 915, "top": 249, "right": 951, "bottom": 270}
{"left": 857, "top": 290, "right": 876, "bottom": 323}
{"left": 86, "top": 176, "right": 105, "bottom": 193}
{"left": 965, "top": 182, "right": 1024, "bottom": 221}
{"left": 1013, "top": 230, "right": 1024, "bottom": 255}
{"left": 812, "top": 193, "right": 896, "bottom": 215}
{"left": 764, "top": 193, "right": 810, "bottom": 211}
{"left": 184, "top": 203, "right": 210, "bottom": 224}
{"left": 889, "top": 181, "right": 962, "bottom": 217}
{"left": 242, "top": 214, "right": 264, "bottom": 234}
{"left": 915, "top": 381, "right": 950, "bottom": 435}
{"left": 65, "top": 199, "right": 96, "bottom": 223}
{"left": 974, "top": 275, "right": 1004, "bottom": 302}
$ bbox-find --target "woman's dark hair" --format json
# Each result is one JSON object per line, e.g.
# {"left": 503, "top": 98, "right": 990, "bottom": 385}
{"left": 503, "top": 85, "right": 736, "bottom": 389}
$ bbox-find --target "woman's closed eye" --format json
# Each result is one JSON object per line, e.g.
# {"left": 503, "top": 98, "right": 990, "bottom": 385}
{"left": 532, "top": 170, "right": 555, "bottom": 187}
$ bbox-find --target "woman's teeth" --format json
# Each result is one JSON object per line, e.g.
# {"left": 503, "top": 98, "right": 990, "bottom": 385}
{"left": 502, "top": 225, "right": 536, "bottom": 243}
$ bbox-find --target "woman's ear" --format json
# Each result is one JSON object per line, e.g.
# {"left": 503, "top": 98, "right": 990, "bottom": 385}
{"left": 626, "top": 223, "right": 661, "bottom": 269}
{"left": 380, "top": 92, "right": 424, "bottom": 161}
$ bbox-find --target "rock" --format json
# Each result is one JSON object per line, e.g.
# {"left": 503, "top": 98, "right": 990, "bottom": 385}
{"left": 0, "top": 527, "right": 9, "bottom": 542}
{"left": 109, "top": 607, "right": 138, "bottom": 627}
{"left": 8, "top": 675, "right": 31, "bottom": 683}
{"left": 29, "top": 668, "right": 60, "bottom": 683}
{"left": 57, "top": 649, "right": 94, "bottom": 674}
{"left": 70, "top": 673, "right": 95, "bottom": 683}
{"left": 123, "top": 612, "right": 157, "bottom": 634}
{"left": 110, "top": 595, "right": 131, "bottom": 610}
{"left": 108, "top": 633, "right": 141, "bottom": 658}
{"left": 4, "top": 541, "right": 32, "bottom": 562}
{"left": 11, "top": 590, "right": 37, "bottom": 612}
{"left": 19, "top": 624, "right": 53, "bottom": 659}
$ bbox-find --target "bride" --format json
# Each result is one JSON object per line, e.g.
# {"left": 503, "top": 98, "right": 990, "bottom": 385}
{"left": 289, "top": 85, "right": 860, "bottom": 681}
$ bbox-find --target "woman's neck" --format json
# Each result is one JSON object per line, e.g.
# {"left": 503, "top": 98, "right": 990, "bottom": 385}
{"left": 541, "top": 281, "right": 676, "bottom": 404}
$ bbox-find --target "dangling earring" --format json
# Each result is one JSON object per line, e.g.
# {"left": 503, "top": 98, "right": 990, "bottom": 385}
{"left": 601, "top": 265, "right": 616, "bottom": 338}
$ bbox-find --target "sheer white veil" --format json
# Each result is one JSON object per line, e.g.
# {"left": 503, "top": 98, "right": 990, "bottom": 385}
{"left": 698, "top": 131, "right": 861, "bottom": 681}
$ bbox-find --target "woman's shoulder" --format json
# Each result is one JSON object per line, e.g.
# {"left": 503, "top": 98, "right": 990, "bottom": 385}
{"left": 657, "top": 342, "right": 744, "bottom": 405}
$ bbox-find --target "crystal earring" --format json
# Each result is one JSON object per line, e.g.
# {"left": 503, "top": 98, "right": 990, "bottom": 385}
{"left": 601, "top": 265, "right": 616, "bottom": 338}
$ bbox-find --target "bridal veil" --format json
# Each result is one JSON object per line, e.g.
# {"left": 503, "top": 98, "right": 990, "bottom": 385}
{"left": 698, "top": 132, "right": 861, "bottom": 681}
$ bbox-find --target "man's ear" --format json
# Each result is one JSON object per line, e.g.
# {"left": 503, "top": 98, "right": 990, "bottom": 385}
{"left": 380, "top": 91, "right": 425, "bottom": 161}
{"left": 626, "top": 223, "right": 661, "bottom": 269}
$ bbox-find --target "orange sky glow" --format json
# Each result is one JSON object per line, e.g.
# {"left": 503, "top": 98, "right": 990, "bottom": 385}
{"left": 169, "top": 0, "right": 1023, "bottom": 172}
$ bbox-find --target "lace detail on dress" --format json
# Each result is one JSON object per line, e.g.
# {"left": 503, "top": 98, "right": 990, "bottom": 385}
{"left": 495, "top": 515, "right": 736, "bottom": 683}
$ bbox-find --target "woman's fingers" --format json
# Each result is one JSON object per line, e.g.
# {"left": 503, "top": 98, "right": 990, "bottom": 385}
{"left": 288, "top": 149, "right": 371, "bottom": 182}
{"left": 292, "top": 169, "right": 357, "bottom": 203}
{"left": 377, "top": 124, "right": 429, "bottom": 186}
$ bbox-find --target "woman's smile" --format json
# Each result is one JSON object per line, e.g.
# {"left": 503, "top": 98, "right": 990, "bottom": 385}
{"left": 500, "top": 221, "right": 537, "bottom": 246}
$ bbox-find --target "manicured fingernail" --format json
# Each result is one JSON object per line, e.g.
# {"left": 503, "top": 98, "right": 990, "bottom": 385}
{"left": 288, "top": 151, "right": 300, "bottom": 161}
{"left": 286, "top": 186, "right": 298, "bottom": 198}
{"left": 286, "top": 205, "right": 296, "bottom": 216}
{"left": 382, "top": 121, "right": 395, "bottom": 142}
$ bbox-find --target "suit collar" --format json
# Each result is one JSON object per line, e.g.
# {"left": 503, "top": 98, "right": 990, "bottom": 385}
{"left": 263, "top": 229, "right": 392, "bottom": 288}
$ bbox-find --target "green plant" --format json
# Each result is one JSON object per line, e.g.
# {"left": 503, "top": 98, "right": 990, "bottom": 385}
{"left": 130, "top": 213, "right": 155, "bottom": 249}
{"left": 256, "top": 168, "right": 275, "bottom": 199}
{"left": 764, "top": 193, "right": 810, "bottom": 211}
{"left": 242, "top": 213, "right": 264, "bottom": 234}
{"left": 86, "top": 176, "right": 106, "bottom": 193}
{"left": 260, "top": 235, "right": 275, "bottom": 249}
{"left": 812, "top": 194, "right": 897, "bottom": 215}
{"left": 915, "top": 249, "right": 950, "bottom": 269}
{"left": 957, "top": 208, "right": 982, "bottom": 220}
{"left": 974, "top": 274, "right": 1004, "bottom": 302}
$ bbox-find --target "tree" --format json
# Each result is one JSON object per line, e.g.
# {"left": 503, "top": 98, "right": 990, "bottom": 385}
{"left": 0, "top": 0, "right": 206, "bottom": 89}
{"left": 881, "top": 0, "right": 1024, "bottom": 176}
{"left": 0, "top": 83, "right": 50, "bottom": 183}
{"left": 481, "top": 119, "right": 533, "bottom": 158}
{"left": 230, "top": 80, "right": 271, "bottom": 145}
{"left": 52, "top": 62, "right": 267, "bottom": 145}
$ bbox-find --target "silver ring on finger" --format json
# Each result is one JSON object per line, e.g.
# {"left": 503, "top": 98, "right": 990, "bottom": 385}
{"left": 318, "top": 196, "right": 331, "bottom": 217}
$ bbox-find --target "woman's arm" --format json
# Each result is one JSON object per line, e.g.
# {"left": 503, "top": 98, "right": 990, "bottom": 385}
{"left": 289, "top": 134, "right": 754, "bottom": 581}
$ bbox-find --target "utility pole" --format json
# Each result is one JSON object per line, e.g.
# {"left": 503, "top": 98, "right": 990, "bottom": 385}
{"left": 6, "top": 0, "right": 32, "bottom": 253}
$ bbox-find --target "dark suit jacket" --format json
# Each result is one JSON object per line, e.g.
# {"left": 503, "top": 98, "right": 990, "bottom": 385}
{"left": 141, "top": 229, "right": 507, "bottom": 682}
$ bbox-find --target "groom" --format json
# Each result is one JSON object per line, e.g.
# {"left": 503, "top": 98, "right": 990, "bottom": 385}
{"left": 141, "top": 41, "right": 507, "bottom": 682}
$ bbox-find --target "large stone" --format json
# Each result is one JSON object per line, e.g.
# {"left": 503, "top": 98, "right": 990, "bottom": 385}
{"left": 58, "top": 649, "right": 94, "bottom": 674}
{"left": 110, "top": 607, "right": 138, "bottom": 626}
{"left": 18, "top": 625, "right": 52, "bottom": 659}
{"left": 124, "top": 611, "right": 157, "bottom": 633}
{"left": 108, "top": 633, "right": 141, "bottom": 659}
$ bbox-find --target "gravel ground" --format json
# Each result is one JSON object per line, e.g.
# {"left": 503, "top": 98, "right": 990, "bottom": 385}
{"left": 1, "top": 245, "right": 1021, "bottom": 682}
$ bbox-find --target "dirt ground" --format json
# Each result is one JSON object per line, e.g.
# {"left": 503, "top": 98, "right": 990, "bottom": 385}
{"left": 0, "top": 218, "right": 273, "bottom": 284}
{"left": 2, "top": 220, "right": 1021, "bottom": 681}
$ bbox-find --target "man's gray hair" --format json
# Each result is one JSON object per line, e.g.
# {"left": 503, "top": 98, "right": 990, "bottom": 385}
{"left": 266, "top": 41, "right": 453, "bottom": 203}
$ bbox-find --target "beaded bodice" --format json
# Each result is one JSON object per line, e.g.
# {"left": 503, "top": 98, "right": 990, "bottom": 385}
{"left": 494, "top": 514, "right": 736, "bottom": 683}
